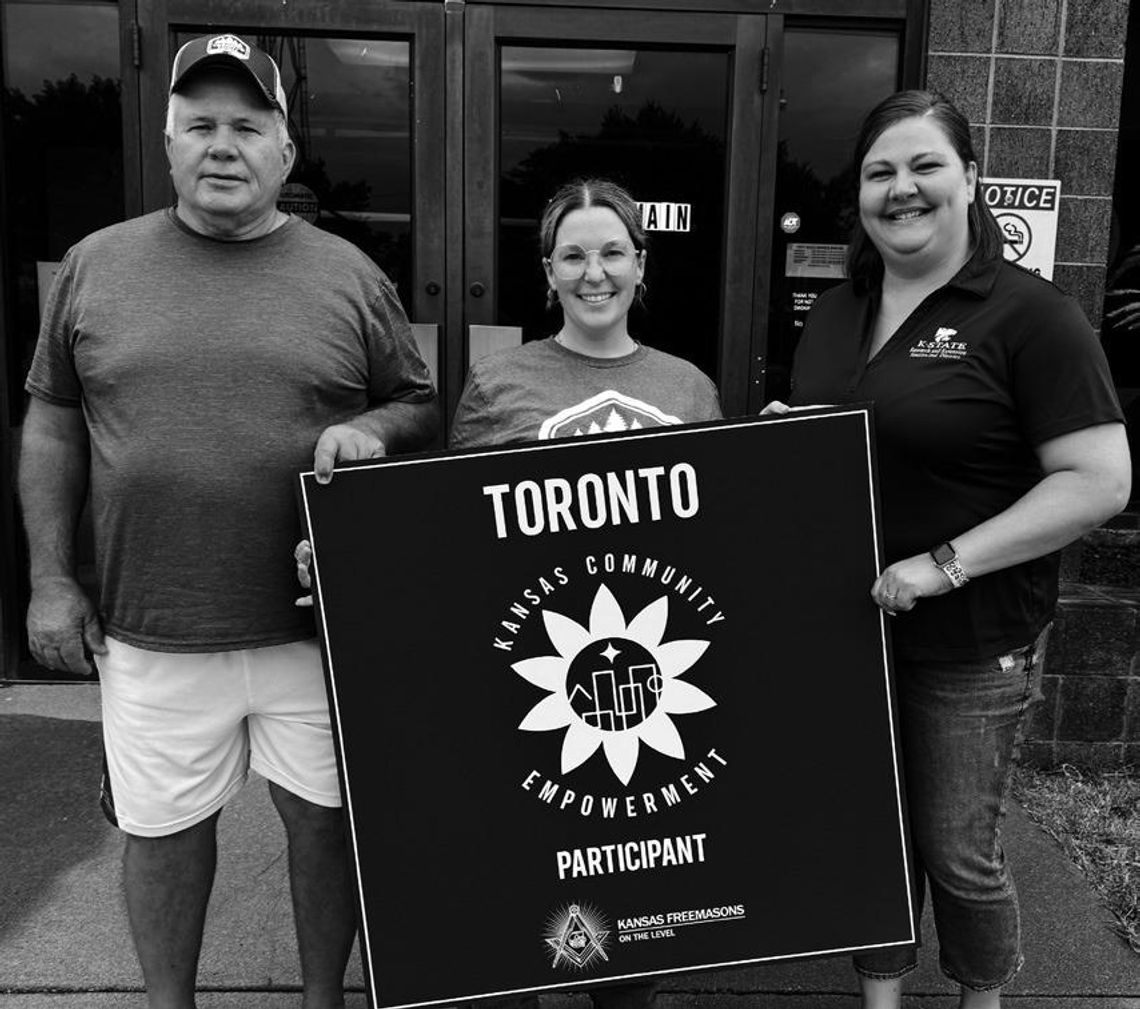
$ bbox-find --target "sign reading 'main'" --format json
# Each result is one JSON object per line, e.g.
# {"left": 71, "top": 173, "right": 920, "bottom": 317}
{"left": 638, "top": 201, "right": 691, "bottom": 232}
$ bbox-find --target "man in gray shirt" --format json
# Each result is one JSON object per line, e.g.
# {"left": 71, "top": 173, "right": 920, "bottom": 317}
{"left": 19, "top": 34, "right": 437, "bottom": 1008}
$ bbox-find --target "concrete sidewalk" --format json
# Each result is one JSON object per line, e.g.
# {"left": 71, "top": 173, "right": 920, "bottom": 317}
{"left": 2, "top": 683, "right": 1136, "bottom": 1008}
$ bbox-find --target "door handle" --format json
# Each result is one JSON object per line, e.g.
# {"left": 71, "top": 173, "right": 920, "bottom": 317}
{"left": 425, "top": 281, "right": 441, "bottom": 296}
{"left": 469, "top": 282, "right": 486, "bottom": 298}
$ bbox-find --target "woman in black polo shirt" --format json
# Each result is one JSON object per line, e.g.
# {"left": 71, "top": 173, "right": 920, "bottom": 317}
{"left": 776, "top": 91, "right": 1130, "bottom": 1008}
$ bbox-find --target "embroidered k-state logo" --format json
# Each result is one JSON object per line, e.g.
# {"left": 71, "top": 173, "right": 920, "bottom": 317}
{"left": 910, "top": 325, "right": 968, "bottom": 361}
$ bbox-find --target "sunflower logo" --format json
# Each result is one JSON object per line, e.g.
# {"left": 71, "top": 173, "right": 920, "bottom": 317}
{"left": 513, "top": 584, "right": 715, "bottom": 785}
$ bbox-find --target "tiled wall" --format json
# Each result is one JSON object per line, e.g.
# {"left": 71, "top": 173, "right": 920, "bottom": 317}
{"left": 1023, "top": 521, "right": 1140, "bottom": 769}
{"left": 926, "top": 0, "right": 1129, "bottom": 325}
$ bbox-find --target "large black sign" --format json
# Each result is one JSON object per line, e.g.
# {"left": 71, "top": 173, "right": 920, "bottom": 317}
{"left": 299, "top": 409, "right": 914, "bottom": 1009}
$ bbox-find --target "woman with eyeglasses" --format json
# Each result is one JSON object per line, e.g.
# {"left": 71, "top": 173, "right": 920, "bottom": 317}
{"left": 445, "top": 177, "right": 720, "bottom": 1009}
{"left": 449, "top": 177, "right": 722, "bottom": 448}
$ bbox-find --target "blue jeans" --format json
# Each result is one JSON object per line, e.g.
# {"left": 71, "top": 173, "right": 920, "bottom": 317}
{"left": 854, "top": 626, "right": 1048, "bottom": 990}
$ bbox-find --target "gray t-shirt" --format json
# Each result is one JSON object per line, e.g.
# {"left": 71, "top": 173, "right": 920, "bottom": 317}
{"left": 26, "top": 209, "right": 435, "bottom": 652}
{"left": 449, "top": 338, "right": 723, "bottom": 448}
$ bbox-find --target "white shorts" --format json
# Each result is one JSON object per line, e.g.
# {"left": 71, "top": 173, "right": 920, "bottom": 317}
{"left": 96, "top": 636, "right": 341, "bottom": 837}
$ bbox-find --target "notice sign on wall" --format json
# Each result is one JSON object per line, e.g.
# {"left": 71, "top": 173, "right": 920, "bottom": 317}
{"left": 300, "top": 410, "right": 914, "bottom": 1009}
{"left": 981, "top": 177, "right": 1061, "bottom": 280}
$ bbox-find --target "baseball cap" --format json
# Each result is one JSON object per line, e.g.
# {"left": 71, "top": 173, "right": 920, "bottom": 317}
{"left": 169, "top": 34, "right": 287, "bottom": 117}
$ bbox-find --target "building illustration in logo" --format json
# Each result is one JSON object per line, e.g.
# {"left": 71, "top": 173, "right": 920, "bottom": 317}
{"left": 572, "top": 649, "right": 663, "bottom": 732}
{"left": 545, "top": 903, "right": 611, "bottom": 970}
{"left": 538, "top": 390, "right": 682, "bottom": 440}
{"left": 514, "top": 584, "right": 714, "bottom": 785}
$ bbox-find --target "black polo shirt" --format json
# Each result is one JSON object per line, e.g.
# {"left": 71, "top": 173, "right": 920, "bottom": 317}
{"left": 791, "top": 252, "right": 1123, "bottom": 660}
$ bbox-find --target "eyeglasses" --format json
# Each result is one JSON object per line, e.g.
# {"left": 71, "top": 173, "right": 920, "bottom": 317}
{"left": 545, "top": 241, "right": 641, "bottom": 280}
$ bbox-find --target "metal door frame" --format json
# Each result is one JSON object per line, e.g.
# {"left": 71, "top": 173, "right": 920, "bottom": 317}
{"left": 462, "top": 3, "right": 768, "bottom": 418}
{"left": 135, "top": 0, "right": 919, "bottom": 426}
{"left": 0, "top": 0, "right": 922, "bottom": 678}
{"left": 748, "top": 12, "right": 916, "bottom": 412}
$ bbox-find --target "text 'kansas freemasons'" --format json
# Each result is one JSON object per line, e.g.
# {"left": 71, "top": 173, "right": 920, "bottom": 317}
{"left": 483, "top": 463, "right": 699, "bottom": 539}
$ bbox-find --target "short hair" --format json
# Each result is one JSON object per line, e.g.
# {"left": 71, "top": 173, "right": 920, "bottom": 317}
{"left": 539, "top": 178, "right": 647, "bottom": 257}
{"left": 845, "top": 89, "right": 1002, "bottom": 288}
{"left": 164, "top": 91, "right": 290, "bottom": 148}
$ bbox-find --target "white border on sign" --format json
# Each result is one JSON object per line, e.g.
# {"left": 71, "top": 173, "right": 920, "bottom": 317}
{"left": 299, "top": 410, "right": 915, "bottom": 1008}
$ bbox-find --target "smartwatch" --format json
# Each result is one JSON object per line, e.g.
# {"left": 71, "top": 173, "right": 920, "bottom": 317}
{"left": 930, "top": 542, "right": 969, "bottom": 589}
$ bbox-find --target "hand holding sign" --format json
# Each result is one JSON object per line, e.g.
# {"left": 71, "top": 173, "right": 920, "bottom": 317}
{"left": 294, "top": 539, "right": 313, "bottom": 607}
{"left": 312, "top": 424, "right": 386, "bottom": 484}
{"left": 1105, "top": 289, "right": 1140, "bottom": 333}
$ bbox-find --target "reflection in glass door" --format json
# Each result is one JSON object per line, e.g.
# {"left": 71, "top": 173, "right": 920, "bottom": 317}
{"left": 1, "top": 0, "right": 128, "bottom": 678}
{"left": 4, "top": 0, "right": 126, "bottom": 420}
{"left": 464, "top": 6, "right": 767, "bottom": 417}
{"left": 763, "top": 28, "right": 901, "bottom": 402}
{"left": 497, "top": 46, "right": 730, "bottom": 384}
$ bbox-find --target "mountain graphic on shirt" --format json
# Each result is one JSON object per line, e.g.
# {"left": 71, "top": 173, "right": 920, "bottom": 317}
{"left": 579, "top": 408, "right": 643, "bottom": 435}
{"left": 539, "top": 390, "right": 683, "bottom": 440}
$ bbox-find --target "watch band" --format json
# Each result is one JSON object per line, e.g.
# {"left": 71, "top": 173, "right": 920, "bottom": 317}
{"left": 930, "top": 542, "right": 970, "bottom": 589}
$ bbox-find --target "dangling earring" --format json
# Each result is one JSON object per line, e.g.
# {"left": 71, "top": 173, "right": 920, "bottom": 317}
{"left": 635, "top": 281, "right": 648, "bottom": 306}
{"left": 546, "top": 287, "right": 560, "bottom": 310}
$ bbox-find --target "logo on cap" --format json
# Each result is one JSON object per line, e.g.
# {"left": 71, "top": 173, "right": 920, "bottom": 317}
{"left": 205, "top": 35, "right": 251, "bottom": 60}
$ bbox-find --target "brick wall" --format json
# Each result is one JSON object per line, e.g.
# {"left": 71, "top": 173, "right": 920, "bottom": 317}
{"left": 926, "top": 0, "right": 1129, "bottom": 325}
{"left": 1021, "top": 524, "right": 1140, "bottom": 769}
{"left": 927, "top": 0, "right": 1137, "bottom": 770}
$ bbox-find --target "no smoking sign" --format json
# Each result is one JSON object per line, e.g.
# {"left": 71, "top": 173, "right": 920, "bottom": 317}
{"left": 981, "top": 178, "right": 1060, "bottom": 280}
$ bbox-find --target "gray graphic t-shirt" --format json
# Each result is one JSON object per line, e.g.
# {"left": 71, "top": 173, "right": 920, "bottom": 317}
{"left": 25, "top": 209, "right": 434, "bottom": 651}
{"left": 449, "top": 338, "right": 723, "bottom": 448}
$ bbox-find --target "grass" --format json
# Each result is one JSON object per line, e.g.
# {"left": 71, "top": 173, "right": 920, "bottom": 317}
{"left": 1011, "top": 764, "right": 1140, "bottom": 953}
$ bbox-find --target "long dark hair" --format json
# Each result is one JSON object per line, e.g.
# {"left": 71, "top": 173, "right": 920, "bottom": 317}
{"left": 845, "top": 90, "right": 1002, "bottom": 288}
{"left": 538, "top": 178, "right": 648, "bottom": 258}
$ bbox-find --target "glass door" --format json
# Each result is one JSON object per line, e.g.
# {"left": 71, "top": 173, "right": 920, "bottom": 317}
{"left": 462, "top": 5, "right": 769, "bottom": 418}
{"left": 1, "top": 0, "right": 137, "bottom": 678}
{"left": 761, "top": 26, "right": 902, "bottom": 405}
{"left": 139, "top": 0, "right": 446, "bottom": 387}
